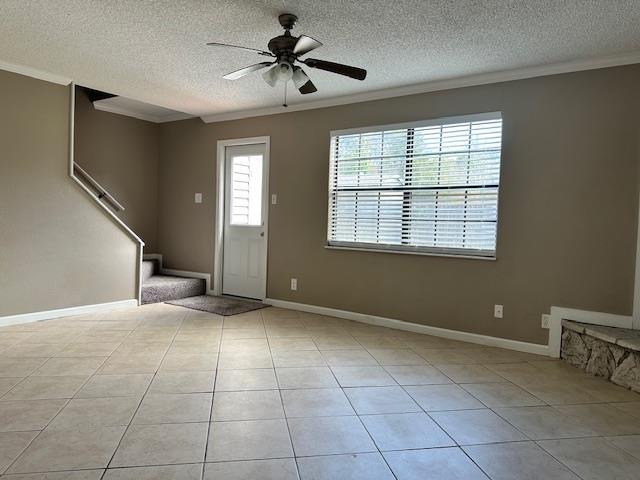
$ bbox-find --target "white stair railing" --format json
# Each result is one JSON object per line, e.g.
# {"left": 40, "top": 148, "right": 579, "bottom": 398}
{"left": 72, "top": 163, "right": 125, "bottom": 213}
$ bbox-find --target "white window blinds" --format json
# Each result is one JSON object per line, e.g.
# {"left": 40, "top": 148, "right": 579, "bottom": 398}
{"left": 327, "top": 112, "right": 502, "bottom": 258}
{"left": 230, "top": 154, "right": 263, "bottom": 226}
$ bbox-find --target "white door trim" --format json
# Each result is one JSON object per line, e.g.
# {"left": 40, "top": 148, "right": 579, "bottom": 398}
{"left": 214, "top": 136, "right": 271, "bottom": 298}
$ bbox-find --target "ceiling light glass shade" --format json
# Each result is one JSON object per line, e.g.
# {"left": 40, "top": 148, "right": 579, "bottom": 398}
{"left": 274, "top": 62, "right": 293, "bottom": 81}
{"left": 292, "top": 66, "right": 310, "bottom": 89}
{"left": 262, "top": 66, "right": 278, "bottom": 87}
{"left": 262, "top": 62, "right": 294, "bottom": 87}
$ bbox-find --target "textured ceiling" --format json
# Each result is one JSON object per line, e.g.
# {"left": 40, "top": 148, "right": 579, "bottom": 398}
{"left": 2, "top": 0, "right": 640, "bottom": 118}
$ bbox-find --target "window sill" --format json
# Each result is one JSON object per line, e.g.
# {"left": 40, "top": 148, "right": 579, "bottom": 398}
{"left": 325, "top": 245, "right": 496, "bottom": 261}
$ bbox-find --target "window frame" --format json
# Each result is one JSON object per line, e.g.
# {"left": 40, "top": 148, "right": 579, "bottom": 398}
{"left": 326, "top": 111, "right": 502, "bottom": 260}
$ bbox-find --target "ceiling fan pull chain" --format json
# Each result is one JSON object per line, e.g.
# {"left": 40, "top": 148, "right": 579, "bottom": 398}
{"left": 283, "top": 81, "right": 288, "bottom": 108}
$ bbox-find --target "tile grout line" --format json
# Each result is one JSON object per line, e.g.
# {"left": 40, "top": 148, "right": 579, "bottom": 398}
{"left": 393, "top": 355, "right": 546, "bottom": 479}
{"left": 534, "top": 426, "right": 640, "bottom": 479}
{"left": 409, "top": 378, "right": 538, "bottom": 480}
{"left": 1, "top": 317, "right": 139, "bottom": 476}
{"left": 99, "top": 309, "right": 188, "bottom": 479}
{"left": 432, "top": 360, "right": 636, "bottom": 480}
{"left": 534, "top": 439, "right": 589, "bottom": 480}
{"left": 321, "top": 341, "right": 400, "bottom": 480}
{"left": 2, "top": 305, "right": 640, "bottom": 478}
{"left": 201, "top": 311, "right": 223, "bottom": 479}
{"left": 264, "top": 309, "right": 303, "bottom": 480}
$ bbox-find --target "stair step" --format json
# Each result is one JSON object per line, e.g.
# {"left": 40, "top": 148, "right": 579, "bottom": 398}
{"left": 141, "top": 260, "right": 158, "bottom": 282}
{"left": 142, "top": 274, "right": 206, "bottom": 304}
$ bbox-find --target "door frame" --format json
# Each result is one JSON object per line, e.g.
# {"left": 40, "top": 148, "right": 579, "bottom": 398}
{"left": 213, "top": 136, "right": 271, "bottom": 299}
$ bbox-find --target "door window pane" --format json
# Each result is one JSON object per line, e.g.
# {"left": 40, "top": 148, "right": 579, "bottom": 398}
{"left": 230, "top": 154, "right": 263, "bottom": 226}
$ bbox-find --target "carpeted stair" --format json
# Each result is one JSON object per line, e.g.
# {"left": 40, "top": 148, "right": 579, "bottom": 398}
{"left": 141, "top": 259, "right": 206, "bottom": 304}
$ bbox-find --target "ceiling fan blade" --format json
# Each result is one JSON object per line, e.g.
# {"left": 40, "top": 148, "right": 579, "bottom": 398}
{"left": 206, "top": 41, "right": 273, "bottom": 57}
{"left": 298, "top": 79, "right": 317, "bottom": 94}
{"left": 292, "top": 67, "right": 317, "bottom": 94}
{"left": 303, "top": 58, "right": 367, "bottom": 80}
{"left": 223, "top": 62, "right": 274, "bottom": 80}
{"left": 293, "top": 35, "right": 323, "bottom": 56}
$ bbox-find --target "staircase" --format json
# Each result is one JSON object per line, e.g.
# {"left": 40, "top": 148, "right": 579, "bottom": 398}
{"left": 72, "top": 161, "right": 203, "bottom": 306}
{"left": 141, "top": 259, "right": 206, "bottom": 304}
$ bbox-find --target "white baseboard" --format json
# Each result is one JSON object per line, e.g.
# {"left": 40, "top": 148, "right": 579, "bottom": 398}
{"left": 0, "top": 299, "right": 138, "bottom": 327}
{"left": 548, "top": 306, "right": 633, "bottom": 358}
{"left": 266, "top": 298, "right": 549, "bottom": 356}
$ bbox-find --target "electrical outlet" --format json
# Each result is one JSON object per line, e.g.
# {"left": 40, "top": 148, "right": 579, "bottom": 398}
{"left": 271, "top": 194, "right": 277, "bottom": 205}
{"left": 194, "top": 192, "right": 203, "bottom": 204}
{"left": 494, "top": 304, "right": 503, "bottom": 319}
{"left": 541, "top": 314, "right": 550, "bottom": 329}
{"left": 290, "top": 278, "right": 297, "bottom": 291}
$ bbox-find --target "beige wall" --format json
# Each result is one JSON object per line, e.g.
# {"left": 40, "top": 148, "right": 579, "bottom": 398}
{"left": 0, "top": 70, "right": 138, "bottom": 316}
{"left": 158, "top": 65, "right": 640, "bottom": 345}
{"left": 74, "top": 87, "right": 160, "bottom": 251}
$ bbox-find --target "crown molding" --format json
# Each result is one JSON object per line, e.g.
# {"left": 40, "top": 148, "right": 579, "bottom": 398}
{"left": 0, "top": 60, "right": 72, "bottom": 85}
{"left": 92, "top": 102, "right": 194, "bottom": 123}
{"left": 200, "top": 50, "right": 640, "bottom": 123}
{"left": 3, "top": 51, "right": 640, "bottom": 125}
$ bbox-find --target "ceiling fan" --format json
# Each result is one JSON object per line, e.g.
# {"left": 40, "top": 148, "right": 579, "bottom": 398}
{"left": 206, "top": 13, "right": 367, "bottom": 102}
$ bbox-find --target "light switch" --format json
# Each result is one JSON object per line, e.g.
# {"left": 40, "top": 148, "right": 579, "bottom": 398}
{"left": 194, "top": 193, "right": 203, "bottom": 204}
{"left": 271, "top": 194, "right": 277, "bottom": 205}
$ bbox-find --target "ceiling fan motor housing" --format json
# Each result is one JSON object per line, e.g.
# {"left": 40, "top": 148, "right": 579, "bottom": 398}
{"left": 267, "top": 34, "right": 298, "bottom": 63}
{"left": 268, "top": 13, "right": 301, "bottom": 64}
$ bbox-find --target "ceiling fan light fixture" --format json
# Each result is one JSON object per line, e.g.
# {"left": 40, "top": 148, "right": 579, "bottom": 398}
{"left": 263, "top": 62, "right": 293, "bottom": 87}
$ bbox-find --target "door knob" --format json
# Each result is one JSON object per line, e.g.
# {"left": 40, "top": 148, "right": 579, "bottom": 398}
{"left": 260, "top": 232, "right": 265, "bottom": 237}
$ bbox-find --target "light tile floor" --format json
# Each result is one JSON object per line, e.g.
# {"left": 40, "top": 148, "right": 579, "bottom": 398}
{"left": 1, "top": 303, "right": 640, "bottom": 479}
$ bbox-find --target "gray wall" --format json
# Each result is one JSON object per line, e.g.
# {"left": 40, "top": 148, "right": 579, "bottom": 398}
{"left": 74, "top": 87, "right": 160, "bottom": 252}
{"left": 157, "top": 65, "right": 640, "bottom": 345}
{"left": 0, "top": 70, "right": 138, "bottom": 316}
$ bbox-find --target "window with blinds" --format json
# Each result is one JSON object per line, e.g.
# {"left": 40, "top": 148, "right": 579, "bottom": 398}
{"left": 327, "top": 112, "right": 502, "bottom": 258}
{"left": 230, "top": 154, "right": 263, "bottom": 226}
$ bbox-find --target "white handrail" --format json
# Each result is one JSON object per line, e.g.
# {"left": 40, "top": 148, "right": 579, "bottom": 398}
{"left": 73, "top": 163, "right": 126, "bottom": 212}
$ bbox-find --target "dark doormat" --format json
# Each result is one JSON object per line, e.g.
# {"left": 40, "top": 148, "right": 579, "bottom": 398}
{"left": 166, "top": 295, "right": 268, "bottom": 316}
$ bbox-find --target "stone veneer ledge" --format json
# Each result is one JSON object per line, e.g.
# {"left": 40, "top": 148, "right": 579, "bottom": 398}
{"left": 561, "top": 320, "right": 640, "bottom": 392}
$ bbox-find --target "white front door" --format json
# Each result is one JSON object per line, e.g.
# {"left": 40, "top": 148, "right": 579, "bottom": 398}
{"left": 222, "top": 143, "right": 268, "bottom": 300}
